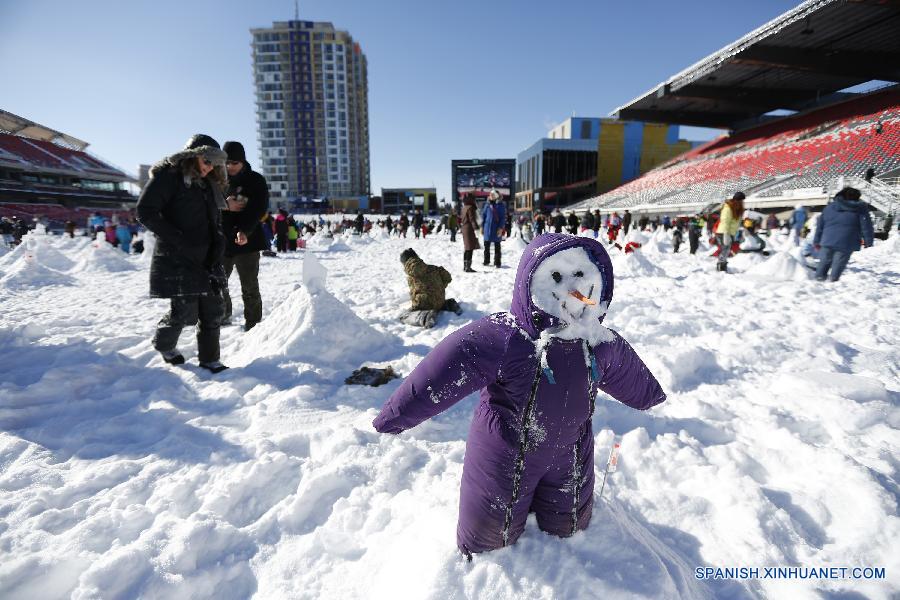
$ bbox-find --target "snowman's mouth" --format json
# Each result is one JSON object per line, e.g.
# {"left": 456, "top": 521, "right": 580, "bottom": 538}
{"left": 551, "top": 284, "right": 596, "bottom": 321}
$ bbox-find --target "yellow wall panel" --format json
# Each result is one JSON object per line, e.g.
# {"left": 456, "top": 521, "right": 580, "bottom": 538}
{"left": 597, "top": 122, "right": 624, "bottom": 194}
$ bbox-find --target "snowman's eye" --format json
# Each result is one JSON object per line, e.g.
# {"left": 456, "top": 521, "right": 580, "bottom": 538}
{"left": 574, "top": 271, "right": 584, "bottom": 277}
{"left": 551, "top": 271, "right": 562, "bottom": 283}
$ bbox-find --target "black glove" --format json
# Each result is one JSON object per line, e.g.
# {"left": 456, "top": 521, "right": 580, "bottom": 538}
{"left": 208, "top": 263, "right": 227, "bottom": 296}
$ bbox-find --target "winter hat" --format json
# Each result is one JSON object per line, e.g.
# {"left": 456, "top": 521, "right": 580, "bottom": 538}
{"left": 223, "top": 141, "right": 246, "bottom": 163}
{"left": 840, "top": 186, "right": 861, "bottom": 201}
{"left": 400, "top": 248, "right": 418, "bottom": 264}
{"left": 183, "top": 133, "right": 226, "bottom": 166}
{"left": 732, "top": 191, "right": 746, "bottom": 201}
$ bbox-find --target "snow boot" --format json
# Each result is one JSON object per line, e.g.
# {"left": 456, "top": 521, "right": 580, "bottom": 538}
{"left": 161, "top": 350, "right": 185, "bottom": 365}
{"left": 464, "top": 259, "right": 476, "bottom": 273}
{"left": 199, "top": 361, "right": 229, "bottom": 374}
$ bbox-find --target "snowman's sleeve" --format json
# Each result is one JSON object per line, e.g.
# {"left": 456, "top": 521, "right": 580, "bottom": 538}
{"left": 373, "top": 318, "right": 509, "bottom": 434}
{"left": 595, "top": 331, "right": 666, "bottom": 411}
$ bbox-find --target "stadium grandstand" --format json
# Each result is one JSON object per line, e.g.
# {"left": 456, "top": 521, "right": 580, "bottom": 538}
{"left": 0, "top": 110, "right": 137, "bottom": 229}
{"left": 572, "top": 0, "right": 900, "bottom": 220}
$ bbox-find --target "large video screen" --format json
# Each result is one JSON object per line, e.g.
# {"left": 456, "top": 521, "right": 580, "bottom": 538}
{"left": 452, "top": 160, "right": 514, "bottom": 204}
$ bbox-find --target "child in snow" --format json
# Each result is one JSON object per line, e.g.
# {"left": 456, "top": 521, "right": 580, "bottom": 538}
{"left": 672, "top": 225, "right": 683, "bottom": 253}
{"left": 398, "top": 248, "right": 463, "bottom": 328}
{"left": 374, "top": 234, "right": 665, "bottom": 557}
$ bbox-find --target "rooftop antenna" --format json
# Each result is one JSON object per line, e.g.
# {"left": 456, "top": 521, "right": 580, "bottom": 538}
{"left": 294, "top": 0, "right": 299, "bottom": 20}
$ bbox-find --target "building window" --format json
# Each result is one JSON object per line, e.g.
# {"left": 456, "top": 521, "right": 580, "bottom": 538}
{"left": 580, "top": 120, "right": 592, "bottom": 140}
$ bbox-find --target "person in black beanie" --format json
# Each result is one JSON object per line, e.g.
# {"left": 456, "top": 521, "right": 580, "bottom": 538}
{"left": 221, "top": 140, "right": 269, "bottom": 331}
{"left": 136, "top": 134, "right": 229, "bottom": 373}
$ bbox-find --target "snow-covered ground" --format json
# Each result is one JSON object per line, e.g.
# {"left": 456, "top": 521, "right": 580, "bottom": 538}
{"left": 0, "top": 227, "right": 897, "bottom": 599}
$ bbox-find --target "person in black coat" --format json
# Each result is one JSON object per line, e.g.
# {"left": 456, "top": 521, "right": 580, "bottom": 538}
{"left": 398, "top": 213, "right": 409, "bottom": 238}
{"left": 221, "top": 141, "right": 269, "bottom": 331}
{"left": 566, "top": 211, "right": 580, "bottom": 235}
{"left": 412, "top": 209, "right": 424, "bottom": 239}
{"left": 136, "top": 134, "right": 229, "bottom": 372}
{"left": 552, "top": 210, "right": 565, "bottom": 234}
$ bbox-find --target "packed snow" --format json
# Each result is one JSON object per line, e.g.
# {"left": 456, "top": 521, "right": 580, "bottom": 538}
{"left": 0, "top": 226, "right": 898, "bottom": 599}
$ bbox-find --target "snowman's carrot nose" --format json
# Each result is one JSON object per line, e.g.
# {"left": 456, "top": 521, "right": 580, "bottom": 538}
{"left": 569, "top": 290, "right": 596, "bottom": 305}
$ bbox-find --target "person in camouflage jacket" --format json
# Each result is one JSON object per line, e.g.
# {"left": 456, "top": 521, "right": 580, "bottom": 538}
{"left": 399, "top": 248, "right": 463, "bottom": 328}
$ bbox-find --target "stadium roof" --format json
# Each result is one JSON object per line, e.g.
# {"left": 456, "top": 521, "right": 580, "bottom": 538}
{"left": 0, "top": 110, "right": 89, "bottom": 151}
{"left": 611, "top": 0, "right": 900, "bottom": 129}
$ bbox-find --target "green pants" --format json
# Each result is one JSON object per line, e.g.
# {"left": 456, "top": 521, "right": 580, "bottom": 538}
{"left": 223, "top": 251, "right": 262, "bottom": 329}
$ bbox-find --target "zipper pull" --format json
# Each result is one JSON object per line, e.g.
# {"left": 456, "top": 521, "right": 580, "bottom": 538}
{"left": 542, "top": 367, "right": 556, "bottom": 384}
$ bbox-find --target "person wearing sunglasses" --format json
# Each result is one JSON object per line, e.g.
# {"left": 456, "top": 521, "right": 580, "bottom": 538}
{"left": 136, "top": 134, "right": 230, "bottom": 373}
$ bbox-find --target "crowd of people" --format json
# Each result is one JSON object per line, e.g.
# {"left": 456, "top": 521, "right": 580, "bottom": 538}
{"left": 0, "top": 215, "right": 33, "bottom": 247}
{"left": 9, "top": 132, "right": 880, "bottom": 375}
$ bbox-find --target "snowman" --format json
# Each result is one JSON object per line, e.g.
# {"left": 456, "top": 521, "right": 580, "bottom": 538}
{"left": 374, "top": 233, "right": 665, "bottom": 557}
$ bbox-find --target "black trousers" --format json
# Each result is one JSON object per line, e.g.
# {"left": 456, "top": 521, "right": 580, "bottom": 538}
{"left": 153, "top": 294, "right": 224, "bottom": 362}
{"left": 223, "top": 251, "right": 262, "bottom": 328}
{"left": 688, "top": 231, "right": 700, "bottom": 254}
{"left": 483, "top": 241, "right": 501, "bottom": 266}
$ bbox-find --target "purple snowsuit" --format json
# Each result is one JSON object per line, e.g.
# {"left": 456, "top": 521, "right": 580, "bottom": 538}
{"left": 373, "top": 233, "right": 665, "bottom": 556}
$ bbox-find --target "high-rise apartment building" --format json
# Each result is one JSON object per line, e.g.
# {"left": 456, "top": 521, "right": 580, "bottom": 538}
{"left": 251, "top": 20, "right": 370, "bottom": 204}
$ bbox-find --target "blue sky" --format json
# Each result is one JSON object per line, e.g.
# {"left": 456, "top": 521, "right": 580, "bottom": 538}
{"left": 2, "top": 0, "right": 800, "bottom": 201}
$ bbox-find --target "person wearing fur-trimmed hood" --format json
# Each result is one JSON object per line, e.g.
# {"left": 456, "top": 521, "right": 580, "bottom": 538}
{"left": 136, "top": 134, "right": 230, "bottom": 373}
{"left": 374, "top": 233, "right": 665, "bottom": 557}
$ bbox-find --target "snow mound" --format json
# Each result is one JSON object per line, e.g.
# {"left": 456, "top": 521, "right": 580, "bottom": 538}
{"left": 744, "top": 251, "right": 811, "bottom": 282}
{"left": 726, "top": 252, "right": 767, "bottom": 271}
{"left": 866, "top": 233, "right": 900, "bottom": 257}
{"left": 638, "top": 228, "right": 671, "bottom": 254}
{"left": 329, "top": 239, "right": 352, "bottom": 252}
{"left": 507, "top": 235, "right": 529, "bottom": 253}
{"left": 305, "top": 233, "right": 334, "bottom": 251}
{"left": 0, "top": 256, "right": 74, "bottom": 288}
{"left": 232, "top": 284, "right": 396, "bottom": 367}
{"left": 625, "top": 229, "right": 649, "bottom": 245}
{"left": 344, "top": 233, "right": 373, "bottom": 247}
{"left": 0, "top": 236, "right": 74, "bottom": 272}
{"left": 612, "top": 249, "right": 665, "bottom": 277}
{"left": 369, "top": 228, "right": 390, "bottom": 240}
{"left": 657, "top": 347, "right": 728, "bottom": 392}
{"left": 72, "top": 240, "right": 137, "bottom": 273}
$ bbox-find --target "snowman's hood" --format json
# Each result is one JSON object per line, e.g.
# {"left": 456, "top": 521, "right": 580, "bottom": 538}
{"left": 511, "top": 233, "right": 615, "bottom": 339}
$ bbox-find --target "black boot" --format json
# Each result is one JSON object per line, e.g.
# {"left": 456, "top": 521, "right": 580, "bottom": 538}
{"left": 160, "top": 350, "right": 185, "bottom": 365}
{"left": 199, "top": 360, "right": 229, "bottom": 373}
